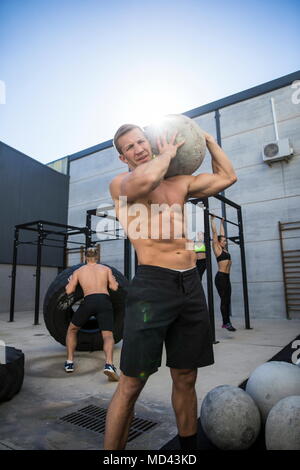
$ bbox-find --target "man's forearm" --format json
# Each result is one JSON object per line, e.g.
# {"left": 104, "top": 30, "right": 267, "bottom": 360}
{"left": 133, "top": 152, "right": 172, "bottom": 186}
{"left": 207, "top": 138, "right": 236, "bottom": 180}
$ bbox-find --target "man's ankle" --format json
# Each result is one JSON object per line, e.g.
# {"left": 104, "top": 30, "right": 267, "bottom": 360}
{"left": 178, "top": 433, "right": 197, "bottom": 450}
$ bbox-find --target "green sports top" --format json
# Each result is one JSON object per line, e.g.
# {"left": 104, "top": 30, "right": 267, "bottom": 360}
{"left": 194, "top": 243, "right": 206, "bottom": 253}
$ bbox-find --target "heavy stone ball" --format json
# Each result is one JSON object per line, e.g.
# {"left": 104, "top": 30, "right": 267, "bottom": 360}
{"left": 265, "top": 395, "right": 300, "bottom": 450}
{"left": 200, "top": 385, "right": 261, "bottom": 450}
{"left": 245, "top": 361, "right": 300, "bottom": 423}
{"left": 144, "top": 114, "right": 206, "bottom": 178}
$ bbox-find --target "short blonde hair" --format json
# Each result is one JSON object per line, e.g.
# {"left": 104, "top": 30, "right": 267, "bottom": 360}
{"left": 85, "top": 248, "right": 98, "bottom": 260}
{"left": 113, "top": 124, "right": 144, "bottom": 154}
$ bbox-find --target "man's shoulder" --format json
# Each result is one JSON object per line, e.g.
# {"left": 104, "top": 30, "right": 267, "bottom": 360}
{"left": 76, "top": 265, "right": 86, "bottom": 273}
{"left": 110, "top": 172, "right": 129, "bottom": 184}
{"left": 109, "top": 172, "right": 129, "bottom": 198}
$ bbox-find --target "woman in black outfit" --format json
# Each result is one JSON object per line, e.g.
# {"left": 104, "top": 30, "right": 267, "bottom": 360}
{"left": 210, "top": 215, "right": 236, "bottom": 331}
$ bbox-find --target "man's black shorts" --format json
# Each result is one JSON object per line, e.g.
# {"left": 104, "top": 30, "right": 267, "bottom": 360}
{"left": 120, "top": 265, "right": 214, "bottom": 379}
{"left": 71, "top": 293, "right": 114, "bottom": 331}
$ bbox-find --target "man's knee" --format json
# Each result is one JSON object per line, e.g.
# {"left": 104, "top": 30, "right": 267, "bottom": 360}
{"left": 118, "top": 373, "right": 146, "bottom": 403}
{"left": 68, "top": 322, "right": 80, "bottom": 332}
{"left": 171, "top": 368, "right": 197, "bottom": 391}
{"left": 102, "top": 330, "right": 114, "bottom": 339}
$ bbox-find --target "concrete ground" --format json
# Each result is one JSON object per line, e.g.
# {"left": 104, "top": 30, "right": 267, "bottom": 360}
{"left": 0, "top": 310, "right": 299, "bottom": 450}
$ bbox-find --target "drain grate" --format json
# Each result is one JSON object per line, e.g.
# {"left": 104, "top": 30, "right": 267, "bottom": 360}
{"left": 60, "top": 404, "right": 158, "bottom": 442}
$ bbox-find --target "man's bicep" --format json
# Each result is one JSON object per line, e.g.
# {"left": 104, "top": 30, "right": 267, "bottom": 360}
{"left": 109, "top": 176, "right": 122, "bottom": 200}
{"left": 188, "top": 173, "right": 232, "bottom": 198}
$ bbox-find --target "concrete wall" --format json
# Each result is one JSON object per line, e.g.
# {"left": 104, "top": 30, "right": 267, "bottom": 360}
{"left": 67, "top": 83, "right": 300, "bottom": 319}
{"left": 0, "top": 264, "right": 58, "bottom": 314}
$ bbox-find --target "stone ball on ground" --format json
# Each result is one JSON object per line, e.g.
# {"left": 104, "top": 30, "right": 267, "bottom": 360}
{"left": 200, "top": 385, "right": 261, "bottom": 450}
{"left": 265, "top": 395, "right": 300, "bottom": 450}
{"left": 144, "top": 114, "right": 206, "bottom": 178}
{"left": 245, "top": 361, "right": 300, "bottom": 423}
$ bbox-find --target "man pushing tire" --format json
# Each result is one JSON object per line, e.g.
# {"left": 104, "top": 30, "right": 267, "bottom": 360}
{"left": 64, "top": 248, "right": 119, "bottom": 381}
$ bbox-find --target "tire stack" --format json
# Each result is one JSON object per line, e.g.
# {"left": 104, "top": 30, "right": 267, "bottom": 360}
{"left": 0, "top": 346, "right": 25, "bottom": 403}
{"left": 43, "top": 264, "right": 129, "bottom": 351}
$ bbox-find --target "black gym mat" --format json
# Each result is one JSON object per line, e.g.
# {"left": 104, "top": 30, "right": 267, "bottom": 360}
{"left": 160, "top": 334, "right": 300, "bottom": 450}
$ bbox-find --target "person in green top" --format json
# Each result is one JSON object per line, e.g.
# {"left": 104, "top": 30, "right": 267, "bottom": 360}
{"left": 194, "top": 231, "right": 206, "bottom": 281}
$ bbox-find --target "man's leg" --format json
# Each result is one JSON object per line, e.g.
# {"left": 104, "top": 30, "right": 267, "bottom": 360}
{"left": 66, "top": 322, "right": 80, "bottom": 362}
{"left": 101, "top": 330, "right": 115, "bottom": 365}
{"left": 170, "top": 368, "right": 198, "bottom": 449}
{"left": 104, "top": 373, "right": 146, "bottom": 450}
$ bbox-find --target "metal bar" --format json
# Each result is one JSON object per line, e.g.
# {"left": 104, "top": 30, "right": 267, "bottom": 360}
{"left": 280, "top": 221, "right": 300, "bottom": 225}
{"left": 228, "top": 236, "right": 240, "bottom": 244}
{"left": 90, "top": 237, "right": 125, "bottom": 243}
{"left": 208, "top": 212, "right": 239, "bottom": 227}
{"left": 16, "top": 220, "right": 83, "bottom": 231}
{"left": 38, "top": 220, "right": 83, "bottom": 230}
{"left": 34, "top": 224, "right": 43, "bottom": 325}
{"left": 214, "top": 193, "right": 241, "bottom": 210}
{"left": 86, "top": 209, "right": 97, "bottom": 216}
{"left": 9, "top": 228, "right": 19, "bottom": 322}
{"left": 280, "top": 227, "right": 300, "bottom": 232}
{"left": 238, "top": 207, "right": 251, "bottom": 329}
{"left": 278, "top": 221, "right": 290, "bottom": 319}
{"left": 63, "top": 234, "right": 68, "bottom": 269}
{"left": 85, "top": 212, "right": 92, "bottom": 249}
{"left": 124, "top": 237, "right": 131, "bottom": 280}
{"left": 16, "top": 221, "right": 41, "bottom": 228}
{"left": 203, "top": 198, "right": 216, "bottom": 343}
{"left": 39, "top": 243, "right": 66, "bottom": 249}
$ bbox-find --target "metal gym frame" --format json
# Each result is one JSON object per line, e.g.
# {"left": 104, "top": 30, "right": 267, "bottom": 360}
{"left": 85, "top": 207, "right": 132, "bottom": 280}
{"left": 87, "top": 196, "right": 250, "bottom": 343}
{"left": 189, "top": 194, "right": 250, "bottom": 342}
{"left": 9, "top": 220, "right": 91, "bottom": 325}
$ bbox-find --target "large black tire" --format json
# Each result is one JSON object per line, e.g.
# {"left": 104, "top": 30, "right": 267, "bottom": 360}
{"left": 43, "top": 264, "right": 129, "bottom": 351}
{"left": 0, "top": 346, "right": 25, "bottom": 403}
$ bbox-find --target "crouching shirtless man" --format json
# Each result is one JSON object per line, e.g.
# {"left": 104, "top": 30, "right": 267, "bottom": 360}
{"left": 104, "top": 124, "right": 237, "bottom": 449}
{"left": 64, "top": 248, "right": 119, "bottom": 381}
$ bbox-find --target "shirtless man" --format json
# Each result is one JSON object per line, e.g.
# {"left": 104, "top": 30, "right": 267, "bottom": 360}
{"left": 211, "top": 215, "right": 236, "bottom": 331}
{"left": 104, "top": 123, "right": 237, "bottom": 450}
{"left": 64, "top": 248, "right": 119, "bottom": 381}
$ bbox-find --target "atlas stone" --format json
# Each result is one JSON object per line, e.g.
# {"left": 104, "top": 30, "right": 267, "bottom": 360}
{"left": 245, "top": 361, "right": 300, "bottom": 423}
{"left": 144, "top": 114, "right": 206, "bottom": 178}
{"left": 265, "top": 395, "right": 300, "bottom": 450}
{"left": 200, "top": 385, "right": 261, "bottom": 450}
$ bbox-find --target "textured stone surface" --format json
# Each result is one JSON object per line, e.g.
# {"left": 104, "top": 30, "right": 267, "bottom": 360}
{"left": 200, "top": 385, "right": 261, "bottom": 450}
{"left": 265, "top": 395, "right": 300, "bottom": 450}
{"left": 246, "top": 361, "right": 300, "bottom": 422}
{"left": 145, "top": 114, "right": 206, "bottom": 178}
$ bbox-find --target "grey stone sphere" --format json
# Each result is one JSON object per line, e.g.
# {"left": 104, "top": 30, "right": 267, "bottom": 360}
{"left": 200, "top": 385, "right": 261, "bottom": 450}
{"left": 144, "top": 114, "right": 206, "bottom": 178}
{"left": 245, "top": 361, "right": 300, "bottom": 423}
{"left": 265, "top": 395, "right": 300, "bottom": 450}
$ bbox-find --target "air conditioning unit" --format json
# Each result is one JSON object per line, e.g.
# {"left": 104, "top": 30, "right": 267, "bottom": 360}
{"left": 262, "top": 138, "right": 293, "bottom": 165}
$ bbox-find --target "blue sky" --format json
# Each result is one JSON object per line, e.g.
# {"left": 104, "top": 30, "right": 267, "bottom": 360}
{"left": 0, "top": 0, "right": 299, "bottom": 164}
